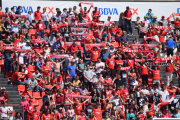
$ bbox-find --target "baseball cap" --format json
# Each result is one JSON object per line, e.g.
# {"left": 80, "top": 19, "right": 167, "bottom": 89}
{"left": 71, "top": 60, "right": 75, "bottom": 62}
{"left": 104, "top": 47, "right": 108, "bottom": 49}
{"left": 162, "top": 15, "right": 165, "bottom": 18}
{"left": 58, "top": 75, "right": 62, "bottom": 78}
{"left": 66, "top": 76, "right": 70, "bottom": 79}
{"left": 1, "top": 87, "right": 5, "bottom": 90}
{"left": 144, "top": 16, "right": 147, "bottom": 18}
{"left": 5, "top": 7, "right": 9, "bottom": 9}
{"left": 153, "top": 16, "right": 157, "bottom": 19}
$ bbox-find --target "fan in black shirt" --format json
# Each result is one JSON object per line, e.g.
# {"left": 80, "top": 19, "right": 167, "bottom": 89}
{"left": 114, "top": 74, "right": 124, "bottom": 88}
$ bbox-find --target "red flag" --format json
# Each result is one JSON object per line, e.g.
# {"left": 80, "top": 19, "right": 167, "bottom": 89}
{"left": 66, "top": 94, "right": 92, "bottom": 99}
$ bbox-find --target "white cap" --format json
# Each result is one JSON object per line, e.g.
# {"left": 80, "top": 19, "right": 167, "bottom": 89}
{"left": 1, "top": 87, "right": 6, "bottom": 90}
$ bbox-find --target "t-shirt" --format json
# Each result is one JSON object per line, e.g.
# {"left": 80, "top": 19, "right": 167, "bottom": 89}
{"left": 34, "top": 11, "right": 42, "bottom": 21}
{"left": 90, "top": 50, "right": 100, "bottom": 61}
{"left": 41, "top": 114, "right": 51, "bottom": 120}
{"left": 0, "top": 107, "right": 10, "bottom": 118}
{"left": 68, "top": 65, "right": 76, "bottom": 77}
{"left": 84, "top": 69, "right": 93, "bottom": 82}
{"left": 77, "top": 63, "right": 85, "bottom": 72}
{"left": 146, "top": 13, "right": 154, "bottom": 23}
{"left": 12, "top": 72, "right": 19, "bottom": 82}
{"left": 51, "top": 22, "right": 57, "bottom": 32}
{"left": 106, "top": 58, "right": 115, "bottom": 69}
{"left": 92, "top": 10, "right": 100, "bottom": 22}
{"left": 115, "top": 60, "right": 123, "bottom": 70}
{"left": 93, "top": 108, "right": 102, "bottom": 120}
{"left": 90, "top": 92, "right": 99, "bottom": 103}
{"left": 151, "top": 70, "right": 160, "bottom": 80}
{"left": 140, "top": 65, "right": 148, "bottom": 75}
{"left": 19, "top": 100, "right": 29, "bottom": 111}
{"left": 114, "top": 79, "right": 124, "bottom": 88}
{"left": 74, "top": 103, "right": 84, "bottom": 115}
{"left": 96, "top": 62, "right": 105, "bottom": 73}
{"left": 30, "top": 80, "right": 38, "bottom": 89}
{"left": 165, "top": 64, "right": 174, "bottom": 72}
{"left": 158, "top": 32, "right": 167, "bottom": 43}
{"left": 42, "top": 65, "right": 50, "bottom": 76}
{"left": 175, "top": 20, "right": 180, "bottom": 26}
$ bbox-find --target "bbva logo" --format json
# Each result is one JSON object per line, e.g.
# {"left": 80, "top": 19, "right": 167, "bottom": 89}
{"left": 99, "top": 8, "right": 118, "bottom": 15}
{"left": 13, "top": 6, "right": 34, "bottom": 13}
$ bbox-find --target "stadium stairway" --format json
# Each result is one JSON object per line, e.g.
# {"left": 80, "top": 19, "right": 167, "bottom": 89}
{"left": 0, "top": 74, "right": 22, "bottom": 114}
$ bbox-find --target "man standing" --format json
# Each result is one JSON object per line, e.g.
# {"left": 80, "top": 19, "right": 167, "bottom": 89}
{"left": 0, "top": 102, "right": 12, "bottom": 120}
{"left": 146, "top": 9, "right": 154, "bottom": 23}
{"left": 34, "top": 6, "right": 42, "bottom": 22}
{"left": 0, "top": 87, "right": 9, "bottom": 102}
{"left": 83, "top": 65, "right": 93, "bottom": 91}
{"left": 166, "top": 35, "right": 176, "bottom": 56}
{"left": 26, "top": 11, "right": 32, "bottom": 25}
{"left": 92, "top": 7, "right": 101, "bottom": 22}
{"left": 159, "top": 16, "right": 168, "bottom": 26}
{"left": 123, "top": 6, "right": 133, "bottom": 36}
{"left": 67, "top": 60, "right": 76, "bottom": 82}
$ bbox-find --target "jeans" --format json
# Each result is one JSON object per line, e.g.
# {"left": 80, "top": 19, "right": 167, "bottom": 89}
{"left": 23, "top": 55, "right": 30, "bottom": 66}
{"left": 43, "top": 21, "right": 49, "bottom": 29}
{"left": 125, "top": 20, "right": 133, "bottom": 35}
{"left": 54, "top": 72, "right": 60, "bottom": 79}
{"left": 161, "top": 42, "right": 165, "bottom": 52}
{"left": 30, "top": 86, "right": 39, "bottom": 92}
{"left": 85, "top": 82, "right": 93, "bottom": 91}
{"left": 12, "top": 80, "right": 25, "bottom": 85}
{"left": 70, "top": 76, "right": 76, "bottom": 82}
{"left": 165, "top": 72, "right": 173, "bottom": 86}
{"left": 4, "top": 61, "right": 11, "bottom": 77}
{"left": 39, "top": 30, "right": 44, "bottom": 37}
{"left": 21, "top": 23, "right": 29, "bottom": 29}
{"left": 167, "top": 48, "right": 174, "bottom": 56}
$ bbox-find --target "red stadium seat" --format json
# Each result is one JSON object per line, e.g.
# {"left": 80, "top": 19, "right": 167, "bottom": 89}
{"left": 45, "top": 29, "right": 50, "bottom": 34}
{"left": 28, "top": 65, "right": 35, "bottom": 72}
{"left": 29, "top": 29, "right": 36, "bottom": 35}
{"left": 45, "top": 85, "right": 52, "bottom": 90}
{"left": 33, "top": 92, "right": 41, "bottom": 99}
{"left": 17, "top": 85, "right": 25, "bottom": 91}
{"left": 38, "top": 99, "right": 42, "bottom": 105}
{"left": 41, "top": 92, "right": 45, "bottom": 97}
{"left": 37, "top": 106, "right": 41, "bottom": 111}
{"left": 32, "top": 99, "right": 38, "bottom": 106}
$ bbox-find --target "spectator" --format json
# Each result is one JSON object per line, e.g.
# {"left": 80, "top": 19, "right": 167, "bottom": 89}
{"left": 13, "top": 112, "right": 22, "bottom": 120}
{"left": 36, "top": 19, "right": 45, "bottom": 37}
{"left": 67, "top": 60, "right": 76, "bottom": 82}
{"left": 19, "top": 96, "right": 29, "bottom": 119}
{"left": 15, "top": 6, "right": 21, "bottom": 15}
{"left": 146, "top": 9, "right": 154, "bottom": 23}
{"left": 166, "top": 35, "right": 176, "bottom": 57}
{"left": 118, "top": 12, "right": 125, "bottom": 31}
{"left": 160, "top": 15, "right": 168, "bottom": 26}
{"left": 42, "top": 60, "right": 51, "bottom": 85}
{"left": 4, "top": 7, "right": 9, "bottom": 15}
{"left": 34, "top": 6, "right": 42, "bottom": 22}
{"left": 174, "top": 108, "right": 180, "bottom": 118}
{"left": 92, "top": 7, "right": 100, "bottom": 22}
{"left": 0, "top": 101, "right": 12, "bottom": 120}
{"left": 139, "top": 22, "right": 148, "bottom": 38}
{"left": 118, "top": 31, "right": 128, "bottom": 44}
{"left": 26, "top": 11, "right": 32, "bottom": 25}
{"left": 83, "top": 64, "right": 93, "bottom": 91}
{"left": 142, "top": 16, "right": 150, "bottom": 27}
{"left": 101, "top": 47, "right": 109, "bottom": 62}
{"left": 134, "top": 16, "right": 141, "bottom": 35}
{"left": 29, "top": 75, "right": 39, "bottom": 91}
{"left": 42, "top": 7, "right": 49, "bottom": 29}
{"left": 10, "top": 7, "right": 15, "bottom": 14}
{"left": 104, "top": 15, "right": 111, "bottom": 24}
{"left": 0, "top": 87, "right": 9, "bottom": 102}
{"left": 4, "top": 49, "right": 12, "bottom": 78}
{"left": 151, "top": 16, "right": 158, "bottom": 25}
{"left": 123, "top": 6, "right": 133, "bottom": 36}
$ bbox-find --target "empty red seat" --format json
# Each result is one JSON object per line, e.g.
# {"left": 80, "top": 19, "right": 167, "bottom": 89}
{"left": 17, "top": 85, "right": 25, "bottom": 91}
{"left": 33, "top": 92, "right": 41, "bottom": 99}
{"left": 32, "top": 99, "right": 38, "bottom": 106}
{"left": 28, "top": 65, "right": 35, "bottom": 72}
{"left": 29, "top": 29, "right": 36, "bottom": 35}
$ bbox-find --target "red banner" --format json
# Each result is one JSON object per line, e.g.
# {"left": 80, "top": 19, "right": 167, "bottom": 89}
{"left": 49, "top": 54, "right": 71, "bottom": 58}
{"left": 66, "top": 94, "right": 92, "bottom": 99}
{"left": 70, "top": 28, "right": 87, "bottom": 31}
{"left": 160, "top": 56, "right": 179, "bottom": 61}
{"left": 2, "top": 46, "right": 18, "bottom": 50}
{"left": 79, "top": 2, "right": 94, "bottom": 9}
{"left": 13, "top": 48, "right": 31, "bottom": 52}
{"left": 12, "top": 14, "right": 27, "bottom": 18}
{"left": 32, "top": 39, "right": 47, "bottom": 44}
{"left": 70, "top": 33, "right": 88, "bottom": 36}
{"left": 85, "top": 43, "right": 106, "bottom": 47}
{"left": 123, "top": 49, "right": 138, "bottom": 53}
{"left": 166, "top": 13, "right": 180, "bottom": 21}
{"left": 77, "top": 22, "right": 92, "bottom": 26}
{"left": 152, "top": 25, "right": 172, "bottom": 30}
{"left": 58, "top": 23, "right": 68, "bottom": 28}
{"left": 0, "top": 14, "right": 8, "bottom": 17}
{"left": 131, "top": 44, "right": 159, "bottom": 47}
{"left": 65, "top": 42, "right": 81, "bottom": 46}
{"left": 120, "top": 67, "right": 130, "bottom": 70}
{"left": 135, "top": 59, "right": 144, "bottom": 62}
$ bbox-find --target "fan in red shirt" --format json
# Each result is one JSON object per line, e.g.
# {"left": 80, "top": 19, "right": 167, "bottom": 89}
{"left": 27, "top": 100, "right": 34, "bottom": 120}
{"left": 92, "top": 7, "right": 101, "bottom": 22}
{"left": 137, "top": 62, "right": 148, "bottom": 85}
{"left": 115, "top": 55, "right": 124, "bottom": 72}
{"left": 33, "top": 106, "right": 40, "bottom": 120}
{"left": 148, "top": 66, "right": 161, "bottom": 84}
{"left": 0, "top": 7, "right": 4, "bottom": 19}
{"left": 104, "top": 74, "right": 113, "bottom": 86}
{"left": 51, "top": 18, "right": 58, "bottom": 33}
{"left": 84, "top": 13, "right": 91, "bottom": 26}
{"left": 41, "top": 109, "right": 52, "bottom": 120}
{"left": 53, "top": 75, "right": 63, "bottom": 90}
{"left": 36, "top": 19, "right": 45, "bottom": 36}
{"left": 80, "top": 5, "right": 92, "bottom": 17}
{"left": 67, "top": 97, "right": 90, "bottom": 117}
{"left": 34, "top": 6, "right": 42, "bottom": 22}
{"left": 106, "top": 53, "right": 115, "bottom": 70}
{"left": 92, "top": 25, "right": 101, "bottom": 40}
{"left": 173, "top": 15, "right": 180, "bottom": 27}
{"left": 165, "top": 60, "right": 174, "bottom": 86}
{"left": 157, "top": 29, "right": 167, "bottom": 52}
{"left": 93, "top": 102, "right": 102, "bottom": 120}
{"left": 70, "top": 42, "right": 81, "bottom": 53}
{"left": 42, "top": 60, "right": 51, "bottom": 85}
{"left": 77, "top": 110, "right": 88, "bottom": 120}
{"left": 162, "top": 109, "right": 171, "bottom": 118}
{"left": 54, "top": 107, "right": 66, "bottom": 120}
{"left": 20, "top": 86, "right": 32, "bottom": 102}
{"left": 87, "top": 46, "right": 100, "bottom": 62}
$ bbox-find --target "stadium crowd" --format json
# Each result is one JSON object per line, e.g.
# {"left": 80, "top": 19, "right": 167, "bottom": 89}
{"left": 0, "top": 2, "right": 179, "bottom": 120}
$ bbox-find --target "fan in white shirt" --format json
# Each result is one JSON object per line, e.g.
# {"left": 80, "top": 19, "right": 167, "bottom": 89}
{"left": 0, "top": 102, "right": 12, "bottom": 119}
